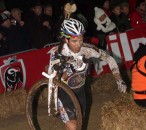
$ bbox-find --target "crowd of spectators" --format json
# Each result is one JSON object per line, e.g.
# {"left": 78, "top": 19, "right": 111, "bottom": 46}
{"left": 0, "top": 0, "right": 146, "bottom": 56}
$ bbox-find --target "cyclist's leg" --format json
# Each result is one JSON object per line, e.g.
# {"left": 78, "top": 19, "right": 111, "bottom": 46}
{"left": 73, "top": 86, "right": 86, "bottom": 117}
{"left": 58, "top": 86, "right": 86, "bottom": 130}
{"left": 66, "top": 120, "right": 77, "bottom": 130}
{"left": 58, "top": 98, "right": 77, "bottom": 130}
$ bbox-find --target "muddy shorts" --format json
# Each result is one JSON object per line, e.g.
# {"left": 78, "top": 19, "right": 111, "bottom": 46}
{"left": 58, "top": 86, "right": 86, "bottom": 123}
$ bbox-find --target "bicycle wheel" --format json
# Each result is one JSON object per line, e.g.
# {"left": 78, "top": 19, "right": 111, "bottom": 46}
{"left": 26, "top": 78, "right": 82, "bottom": 130}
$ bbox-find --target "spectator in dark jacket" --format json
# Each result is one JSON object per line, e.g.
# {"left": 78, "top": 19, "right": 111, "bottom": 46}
{"left": 110, "top": 3, "right": 131, "bottom": 32}
{"left": 120, "top": 2, "right": 130, "bottom": 18}
{"left": 0, "top": 12, "right": 30, "bottom": 54}
{"left": 0, "top": 31, "right": 9, "bottom": 56}
{"left": 24, "top": 1, "right": 53, "bottom": 49}
{"left": 10, "top": 8, "right": 25, "bottom": 27}
{"left": 43, "top": 3, "right": 56, "bottom": 42}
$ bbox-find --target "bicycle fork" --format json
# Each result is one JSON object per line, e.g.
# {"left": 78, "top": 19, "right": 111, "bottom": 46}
{"left": 42, "top": 71, "right": 59, "bottom": 116}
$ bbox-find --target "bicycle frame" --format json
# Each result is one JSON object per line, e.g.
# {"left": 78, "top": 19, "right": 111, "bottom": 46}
{"left": 42, "top": 55, "right": 87, "bottom": 116}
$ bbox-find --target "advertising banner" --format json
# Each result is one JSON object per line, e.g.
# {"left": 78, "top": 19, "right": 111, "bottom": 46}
{"left": 0, "top": 29, "right": 146, "bottom": 93}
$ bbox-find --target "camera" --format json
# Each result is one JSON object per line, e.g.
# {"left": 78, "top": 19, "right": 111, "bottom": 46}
{"left": 11, "top": 20, "right": 17, "bottom": 25}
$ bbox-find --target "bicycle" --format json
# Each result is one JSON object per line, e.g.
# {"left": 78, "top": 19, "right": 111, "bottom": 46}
{"left": 26, "top": 53, "right": 88, "bottom": 130}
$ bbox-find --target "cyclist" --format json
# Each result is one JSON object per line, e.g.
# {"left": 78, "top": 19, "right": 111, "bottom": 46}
{"left": 48, "top": 18, "right": 127, "bottom": 130}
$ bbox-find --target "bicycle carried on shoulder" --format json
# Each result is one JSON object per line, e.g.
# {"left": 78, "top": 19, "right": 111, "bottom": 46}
{"left": 26, "top": 53, "right": 88, "bottom": 130}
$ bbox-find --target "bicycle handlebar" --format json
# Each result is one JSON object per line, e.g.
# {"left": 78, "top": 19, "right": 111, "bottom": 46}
{"left": 42, "top": 53, "right": 92, "bottom": 81}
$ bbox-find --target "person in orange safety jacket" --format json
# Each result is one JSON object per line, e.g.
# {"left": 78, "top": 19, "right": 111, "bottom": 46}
{"left": 131, "top": 55, "right": 146, "bottom": 107}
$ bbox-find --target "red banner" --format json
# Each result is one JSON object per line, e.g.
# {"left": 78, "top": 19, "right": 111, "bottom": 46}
{"left": 90, "top": 29, "right": 146, "bottom": 77}
{"left": 107, "top": 29, "right": 146, "bottom": 69}
{"left": 0, "top": 29, "right": 146, "bottom": 93}
{"left": 0, "top": 47, "right": 52, "bottom": 93}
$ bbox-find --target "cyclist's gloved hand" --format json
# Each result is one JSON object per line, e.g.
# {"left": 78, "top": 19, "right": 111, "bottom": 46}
{"left": 116, "top": 79, "right": 127, "bottom": 93}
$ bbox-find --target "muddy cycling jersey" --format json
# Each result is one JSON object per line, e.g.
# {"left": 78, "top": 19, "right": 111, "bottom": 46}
{"left": 48, "top": 43, "right": 121, "bottom": 88}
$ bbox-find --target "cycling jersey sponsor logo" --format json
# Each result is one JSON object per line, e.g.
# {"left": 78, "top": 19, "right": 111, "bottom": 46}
{"left": 67, "top": 71, "right": 85, "bottom": 89}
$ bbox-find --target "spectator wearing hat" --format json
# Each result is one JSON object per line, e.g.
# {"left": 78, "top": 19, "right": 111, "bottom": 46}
{"left": 24, "top": 1, "right": 53, "bottom": 48}
{"left": 0, "top": 12, "right": 11, "bottom": 28}
{"left": 94, "top": 7, "right": 116, "bottom": 49}
{"left": 0, "top": 12, "right": 30, "bottom": 54}
{"left": 93, "top": 0, "right": 112, "bottom": 16}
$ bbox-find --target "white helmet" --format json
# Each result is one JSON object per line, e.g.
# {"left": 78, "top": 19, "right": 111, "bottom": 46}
{"left": 61, "top": 18, "right": 85, "bottom": 38}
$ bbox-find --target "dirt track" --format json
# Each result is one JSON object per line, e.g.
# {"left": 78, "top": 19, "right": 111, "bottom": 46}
{"left": 0, "top": 74, "right": 124, "bottom": 130}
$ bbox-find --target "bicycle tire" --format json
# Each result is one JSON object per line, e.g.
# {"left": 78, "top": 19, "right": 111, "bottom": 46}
{"left": 26, "top": 78, "right": 82, "bottom": 130}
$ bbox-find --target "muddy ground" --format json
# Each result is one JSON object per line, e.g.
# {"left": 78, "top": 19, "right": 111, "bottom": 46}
{"left": 0, "top": 71, "right": 131, "bottom": 130}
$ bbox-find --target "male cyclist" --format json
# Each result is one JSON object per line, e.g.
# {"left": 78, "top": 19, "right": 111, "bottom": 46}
{"left": 48, "top": 18, "right": 127, "bottom": 130}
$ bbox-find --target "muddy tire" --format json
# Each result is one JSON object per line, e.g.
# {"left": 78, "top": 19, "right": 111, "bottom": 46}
{"left": 26, "top": 78, "right": 82, "bottom": 130}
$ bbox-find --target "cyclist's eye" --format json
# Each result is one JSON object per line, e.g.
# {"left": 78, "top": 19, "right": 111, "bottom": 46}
{"left": 71, "top": 39, "right": 83, "bottom": 43}
{"left": 72, "top": 40, "right": 77, "bottom": 43}
{"left": 79, "top": 39, "right": 83, "bottom": 42}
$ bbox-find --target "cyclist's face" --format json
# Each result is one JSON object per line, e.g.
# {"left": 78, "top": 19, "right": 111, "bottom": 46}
{"left": 66, "top": 35, "right": 83, "bottom": 53}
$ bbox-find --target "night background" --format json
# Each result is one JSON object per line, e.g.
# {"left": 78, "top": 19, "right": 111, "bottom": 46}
{"left": 1, "top": 0, "right": 128, "bottom": 12}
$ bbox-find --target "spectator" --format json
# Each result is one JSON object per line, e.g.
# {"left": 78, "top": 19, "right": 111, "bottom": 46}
{"left": 120, "top": 2, "right": 130, "bottom": 18}
{"left": 43, "top": 3, "right": 56, "bottom": 42}
{"left": 94, "top": 7, "right": 116, "bottom": 49}
{"left": 130, "top": 0, "right": 146, "bottom": 29}
{"left": 10, "top": 8, "right": 31, "bottom": 48}
{"left": 0, "top": 12, "right": 30, "bottom": 54}
{"left": 43, "top": 3, "right": 53, "bottom": 17}
{"left": 93, "top": 0, "right": 112, "bottom": 16}
{"left": 131, "top": 44, "right": 146, "bottom": 108}
{"left": 102, "top": 0, "right": 112, "bottom": 16}
{"left": 110, "top": 2, "right": 131, "bottom": 32}
{"left": 24, "top": 1, "right": 53, "bottom": 49}
{"left": 10, "top": 8, "right": 24, "bottom": 27}
{"left": 0, "top": 31, "right": 9, "bottom": 56}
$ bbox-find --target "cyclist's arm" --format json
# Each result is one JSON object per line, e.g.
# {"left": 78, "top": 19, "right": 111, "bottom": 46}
{"left": 98, "top": 49, "right": 121, "bottom": 80}
{"left": 84, "top": 45, "right": 122, "bottom": 80}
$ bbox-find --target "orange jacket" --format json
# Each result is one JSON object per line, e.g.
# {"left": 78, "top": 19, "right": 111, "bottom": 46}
{"left": 132, "top": 56, "right": 146, "bottom": 99}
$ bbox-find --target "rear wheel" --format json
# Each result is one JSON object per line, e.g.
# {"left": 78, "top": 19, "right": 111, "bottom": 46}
{"left": 26, "top": 78, "right": 82, "bottom": 130}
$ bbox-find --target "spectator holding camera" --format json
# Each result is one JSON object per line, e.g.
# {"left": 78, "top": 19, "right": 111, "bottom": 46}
{"left": 10, "top": 8, "right": 24, "bottom": 27}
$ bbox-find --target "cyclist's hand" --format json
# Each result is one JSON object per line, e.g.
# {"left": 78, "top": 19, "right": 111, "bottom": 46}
{"left": 116, "top": 79, "right": 127, "bottom": 93}
{"left": 62, "top": 71, "right": 68, "bottom": 81}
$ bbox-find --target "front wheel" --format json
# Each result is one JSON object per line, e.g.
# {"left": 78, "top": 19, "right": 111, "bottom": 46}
{"left": 26, "top": 78, "right": 82, "bottom": 130}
